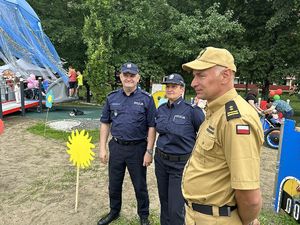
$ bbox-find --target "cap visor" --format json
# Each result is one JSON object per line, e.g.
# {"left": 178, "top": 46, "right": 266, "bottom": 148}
{"left": 162, "top": 81, "right": 181, "bottom": 85}
{"left": 182, "top": 60, "right": 216, "bottom": 72}
{"left": 162, "top": 81, "right": 185, "bottom": 86}
{"left": 121, "top": 69, "right": 138, "bottom": 75}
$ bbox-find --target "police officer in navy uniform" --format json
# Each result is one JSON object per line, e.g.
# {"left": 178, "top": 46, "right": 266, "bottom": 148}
{"left": 155, "top": 73, "right": 205, "bottom": 225}
{"left": 98, "top": 62, "right": 156, "bottom": 225}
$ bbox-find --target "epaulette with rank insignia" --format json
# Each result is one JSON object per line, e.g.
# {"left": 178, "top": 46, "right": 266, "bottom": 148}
{"left": 225, "top": 100, "right": 241, "bottom": 121}
{"left": 107, "top": 89, "right": 119, "bottom": 96}
{"left": 141, "top": 90, "right": 152, "bottom": 97}
{"left": 184, "top": 101, "right": 194, "bottom": 108}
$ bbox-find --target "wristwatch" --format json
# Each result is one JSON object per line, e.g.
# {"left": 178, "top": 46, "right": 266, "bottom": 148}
{"left": 146, "top": 149, "right": 153, "bottom": 156}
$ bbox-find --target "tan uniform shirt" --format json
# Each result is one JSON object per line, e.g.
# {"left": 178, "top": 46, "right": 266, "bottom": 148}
{"left": 182, "top": 89, "right": 264, "bottom": 207}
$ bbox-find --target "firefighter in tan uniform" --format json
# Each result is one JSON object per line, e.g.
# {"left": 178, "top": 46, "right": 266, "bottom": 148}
{"left": 181, "top": 47, "right": 264, "bottom": 225}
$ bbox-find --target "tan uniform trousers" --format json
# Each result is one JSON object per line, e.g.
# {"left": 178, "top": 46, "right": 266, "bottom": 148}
{"left": 185, "top": 204, "right": 242, "bottom": 225}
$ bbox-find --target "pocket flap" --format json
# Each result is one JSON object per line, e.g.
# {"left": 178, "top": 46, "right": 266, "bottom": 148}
{"left": 173, "top": 115, "right": 187, "bottom": 124}
{"left": 200, "top": 136, "right": 215, "bottom": 151}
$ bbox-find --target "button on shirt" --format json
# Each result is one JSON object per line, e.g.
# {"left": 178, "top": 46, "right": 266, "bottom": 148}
{"left": 182, "top": 89, "right": 264, "bottom": 206}
{"left": 100, "top": 88, "right": 156, "bottom": 141}
{"left": 155, "top": 97, "right": 205, "bottom": 155}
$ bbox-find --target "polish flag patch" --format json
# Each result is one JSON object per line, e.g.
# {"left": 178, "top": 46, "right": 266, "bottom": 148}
{"left": 236, "top": 124, "right": 250, "bottom": 135}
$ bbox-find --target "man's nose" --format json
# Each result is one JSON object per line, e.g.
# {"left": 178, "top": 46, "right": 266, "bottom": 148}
{"left": 191, "top": 78, "right": 197, "bottom": 88}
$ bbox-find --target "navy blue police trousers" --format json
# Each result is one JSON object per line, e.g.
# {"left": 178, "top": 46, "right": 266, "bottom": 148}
{"left": 108, "top": 138, "right": 149, "bottom": 218}
{"left": 155, "top": 151, "right": 188, "bottom": 225}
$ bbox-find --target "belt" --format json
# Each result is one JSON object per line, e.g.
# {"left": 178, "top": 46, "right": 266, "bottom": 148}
{"left": 113, "top": 137, "right": 146, "bottom": 145}
{"left": 155, "top": 147, "right": 190, "bottom": 162}
{"left": 185, "top": 200, "right": 237, "bottom": 217}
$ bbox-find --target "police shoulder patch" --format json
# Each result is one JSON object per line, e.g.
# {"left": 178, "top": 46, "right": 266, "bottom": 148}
{"left": 225, "top": 100, "right": 241, "bottom": 121}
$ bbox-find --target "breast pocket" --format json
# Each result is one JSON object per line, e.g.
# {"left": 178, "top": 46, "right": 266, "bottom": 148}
{"left": 155, "top": 115, "right": 168, "bottom": 133}
{"left": 110, "top": 105, "right": 121, "bottom": 119}
{"left": 131, "top": 105, "right": 146, "bottom": 122}
{"left": 198, "top": 135, "right": 216, "bottom": 166}
{"left": 171, "top": 116, "right": 190, "bottom": 136}
{"left": 173, "top": 116, "right": 187, "bottom": 125}
{"left": 201, "top": 136, "right": 215, "bottom": 151}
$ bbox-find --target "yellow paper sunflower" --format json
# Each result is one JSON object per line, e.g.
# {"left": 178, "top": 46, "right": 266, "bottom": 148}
{"left": 47, "top": 94, "right": 53, "bottom": 103}
{"left": 67, "top": 129, "right": 95, "bottom": 168}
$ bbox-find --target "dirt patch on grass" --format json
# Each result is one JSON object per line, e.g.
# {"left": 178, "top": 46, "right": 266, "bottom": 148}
{"left": 0, "top": 117, "right": 277, "bottom": 225}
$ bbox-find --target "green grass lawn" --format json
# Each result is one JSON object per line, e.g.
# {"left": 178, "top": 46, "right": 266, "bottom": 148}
{"left": 27, "top": 122, "right": 99, "bottom": 143}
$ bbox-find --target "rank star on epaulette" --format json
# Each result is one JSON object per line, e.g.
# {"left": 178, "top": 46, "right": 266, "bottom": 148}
{"left": 236, "top": 124, "right": 250, "bottom": 135}
{"left": 225, "top": 101, "right": 241, "bottom": 121}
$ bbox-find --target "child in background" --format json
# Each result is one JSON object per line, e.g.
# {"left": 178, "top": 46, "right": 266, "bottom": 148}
{"left": 76, "top": 71, "right": 83, "bottom": 97}
{"left": 14, "top": 76, "right": 21, "bottom": 103}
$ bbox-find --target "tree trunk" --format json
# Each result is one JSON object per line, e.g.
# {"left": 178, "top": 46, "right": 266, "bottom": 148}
{"left": 144, "top": 77, "right": 151, "bottom": 92}
{"left": 245, "top": 81, "right": 249, "bottom": 97}
{"left": 261, "top": 79, "right": 270, "bottom": 100}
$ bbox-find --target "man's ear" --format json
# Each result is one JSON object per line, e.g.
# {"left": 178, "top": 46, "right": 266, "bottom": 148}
{"left": 221, "top": 69, "right": 232, "bottom": 84}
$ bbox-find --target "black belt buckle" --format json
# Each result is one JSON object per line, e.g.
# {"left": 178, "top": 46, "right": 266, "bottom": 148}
{"left": 113, "top": 137, "right": 145, "bottom": 145}
{"left": 219, "top": 205, "right": 237, "bottom": 216}
{"left": 113, "top": 137, "right": 128, "bottom": 145}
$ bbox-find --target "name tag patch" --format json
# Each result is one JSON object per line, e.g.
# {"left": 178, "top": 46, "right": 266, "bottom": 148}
{"left": 134, "top": 101, "right": 144, "bottom": 106}
{"left": 174, "top": 115, "right": 186, "bottom": 120}
{"left": 236, "top": 124, "right": 250, "bottom": 135}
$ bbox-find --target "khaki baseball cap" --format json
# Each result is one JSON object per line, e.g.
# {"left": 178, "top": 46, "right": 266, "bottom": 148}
{"left": 182, "top": 47, "right": 237, "bottom": 72}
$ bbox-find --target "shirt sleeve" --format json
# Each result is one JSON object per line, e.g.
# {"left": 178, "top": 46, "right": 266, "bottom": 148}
{"left": 100, "top": 98, "right": 111, "bottom": 123}
{"left": 224, "top": 117, "right": 263, "bottom": 190}
{"left": 192, "top": 106, "right": 205, "bottom": 132}
{"left": 146, "top": 96, "right": 156, "bottom": 127}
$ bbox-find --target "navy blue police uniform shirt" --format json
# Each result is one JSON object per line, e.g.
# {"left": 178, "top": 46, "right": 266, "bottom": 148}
{"left": 100, "top": 88, "right": 156, "bottom": 141}
{"left": 155, "top": 97, "right": 205, "bottom": 155}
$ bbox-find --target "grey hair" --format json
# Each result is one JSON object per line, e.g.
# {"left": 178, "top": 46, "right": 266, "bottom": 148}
{"left": 214, "top": 65, "right": 235, "bottom": 79}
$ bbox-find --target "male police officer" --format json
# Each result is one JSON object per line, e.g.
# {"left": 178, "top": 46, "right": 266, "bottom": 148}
{"left": 98, "top": 62, "right": 156, "bottom": 225}
{"left": 181, "top": 47, "right": 264, "bottom": 225}
{"left": 155, "top": 74, "right": 204, "bottom": 225}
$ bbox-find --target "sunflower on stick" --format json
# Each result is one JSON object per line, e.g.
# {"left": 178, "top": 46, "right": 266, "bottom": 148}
{"left": 67, "top": 129, "right": 95, "bottom": 212}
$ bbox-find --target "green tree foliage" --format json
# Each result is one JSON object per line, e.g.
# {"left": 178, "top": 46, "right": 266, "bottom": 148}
{"left": 27, "top": 0, "right": 87, "bottom": 72}
{"left": 27, "top": 0, "right": 300, "bottom": 102}
{"left": 266, "top": 0, "right": 300, "bottom": 83}
{"left": 83, "top": 0, "right": 244, "bottom": 103}
{"left": 183, "top": 0, "right": 300, "bottom": 98}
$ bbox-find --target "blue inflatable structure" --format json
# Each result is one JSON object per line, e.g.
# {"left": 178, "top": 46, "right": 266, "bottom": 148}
{"left": 0, "top": 0, "right": 68, "bottom": 84}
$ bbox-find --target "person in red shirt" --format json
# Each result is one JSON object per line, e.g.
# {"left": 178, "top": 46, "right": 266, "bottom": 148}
{"left": 68, "top": 65, "right": 77, "bottom": 97}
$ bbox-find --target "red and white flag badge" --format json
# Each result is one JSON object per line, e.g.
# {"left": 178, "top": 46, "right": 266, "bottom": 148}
{"left": 236, "top": 124, "right": 250, "bottom": 135}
